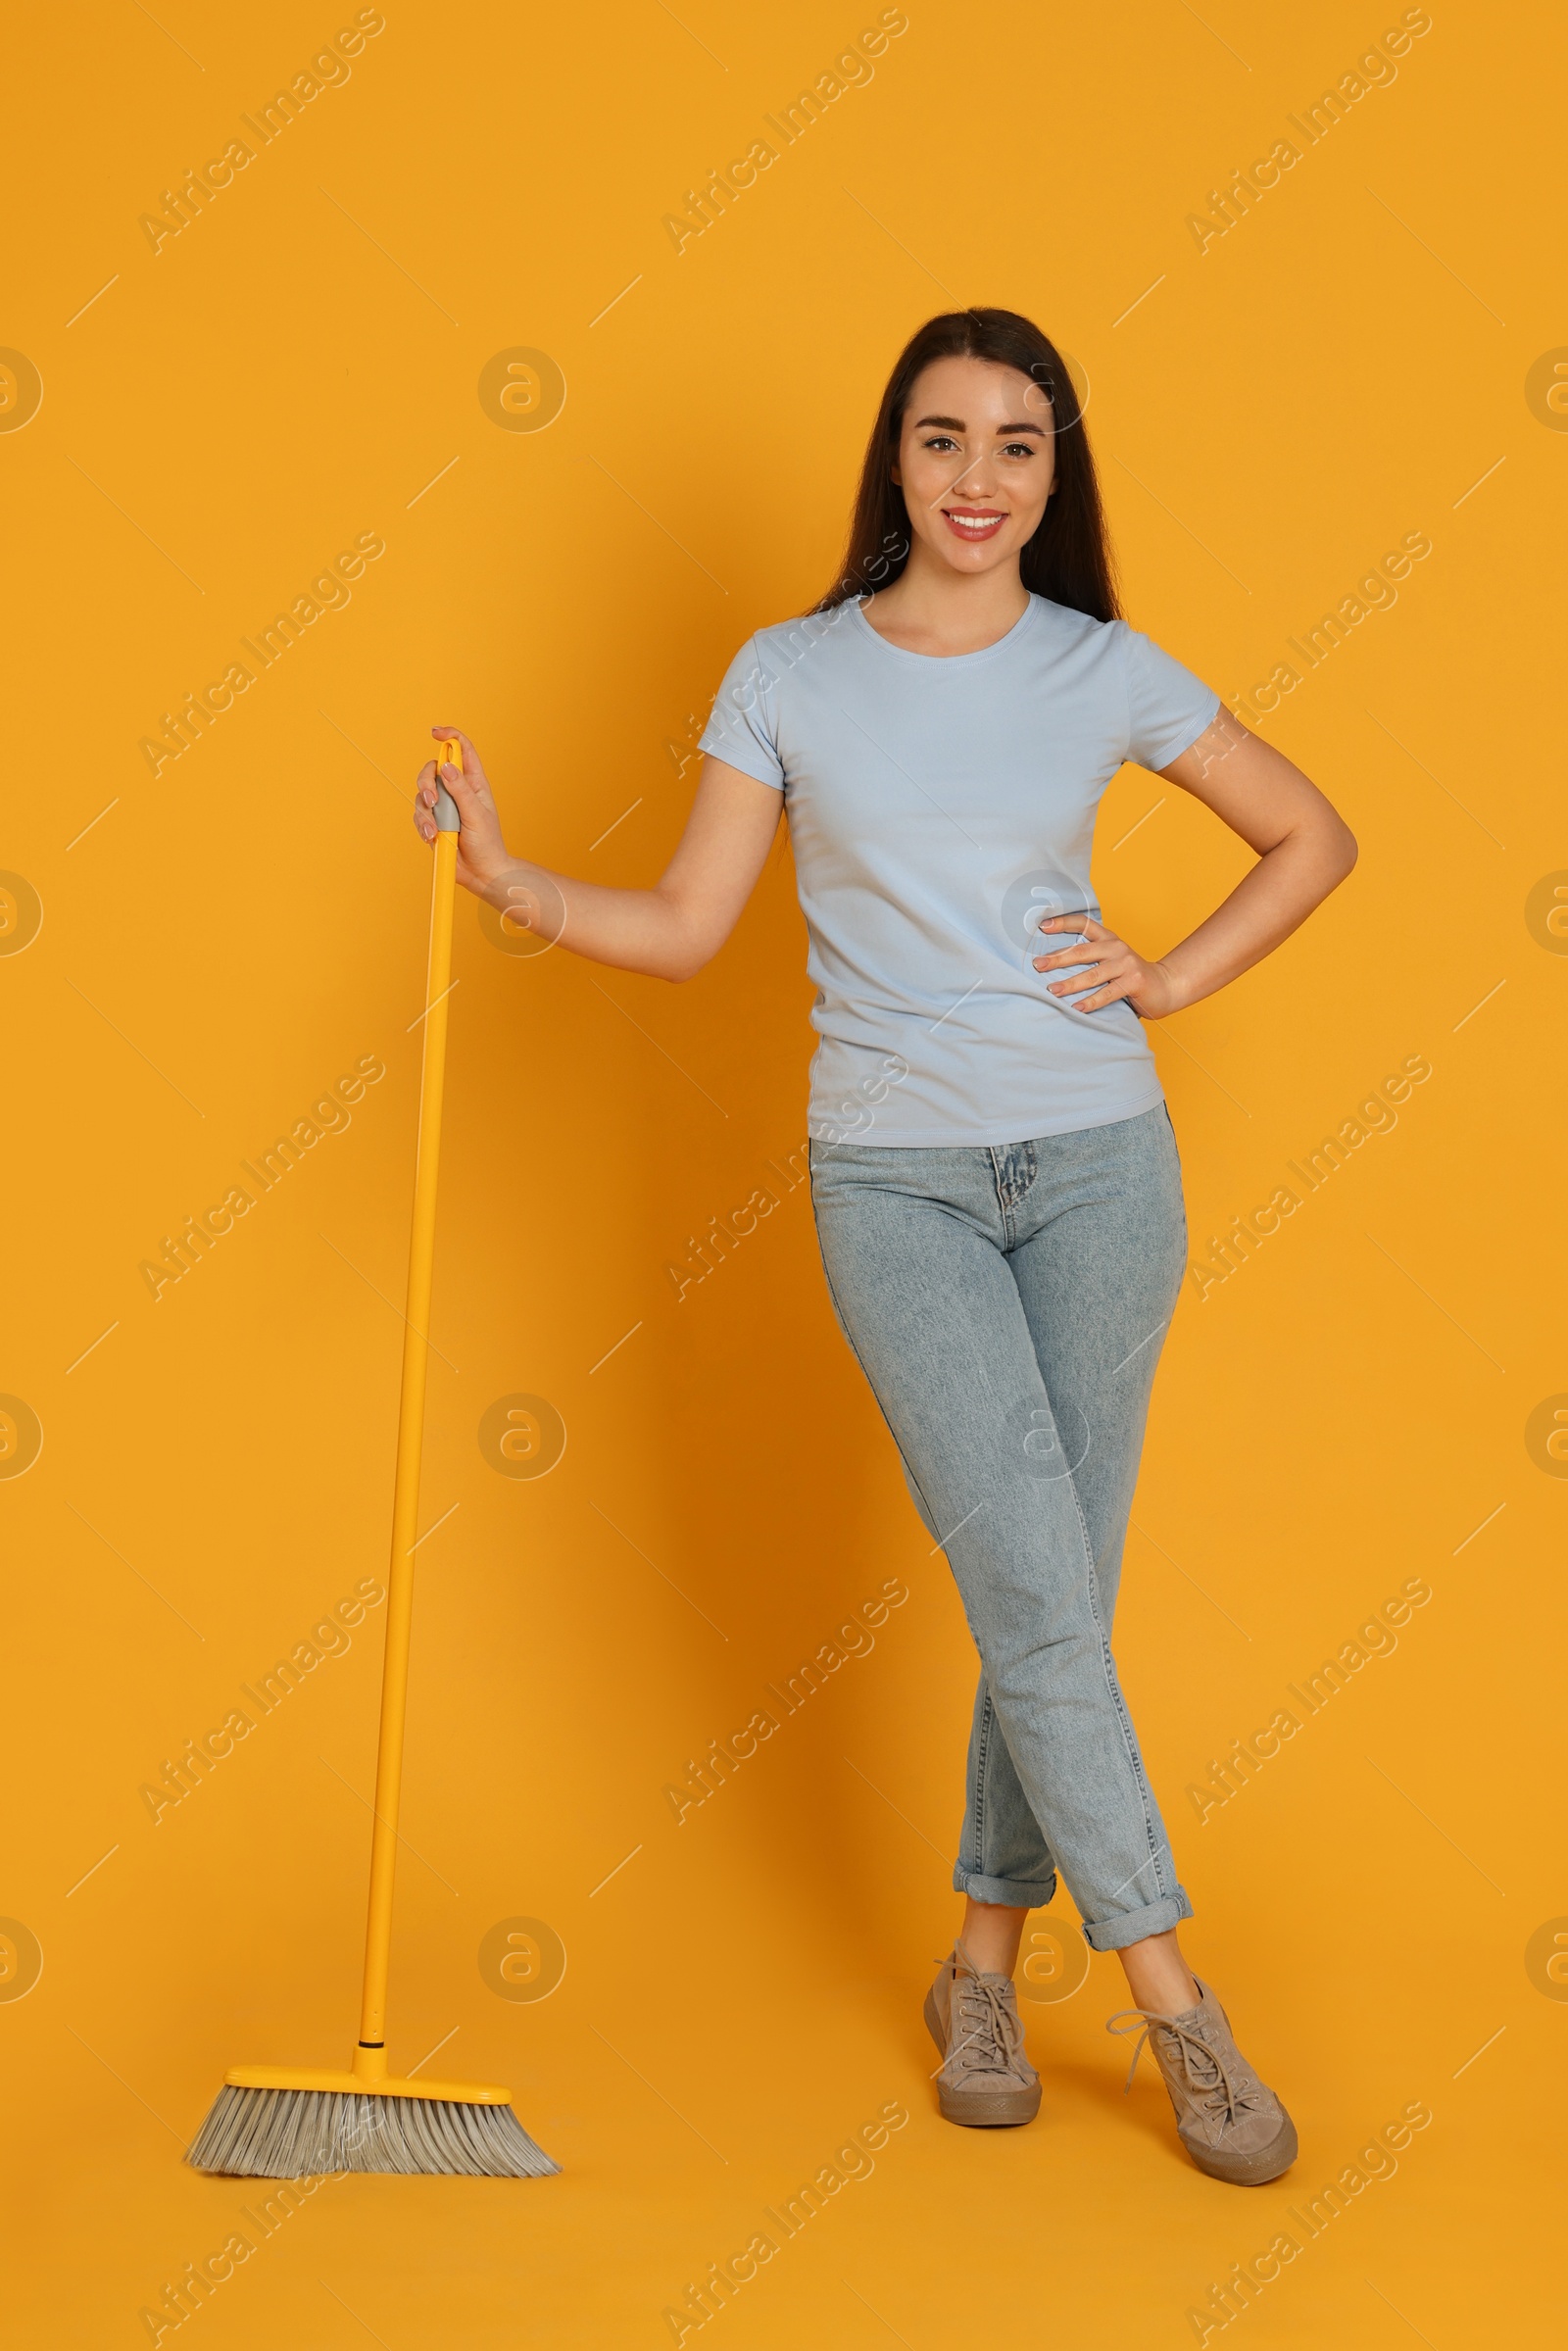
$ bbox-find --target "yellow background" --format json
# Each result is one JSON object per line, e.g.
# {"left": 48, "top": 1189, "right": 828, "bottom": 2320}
{"left": 4, "top": 0, "right": 1564, "bottom": 2341}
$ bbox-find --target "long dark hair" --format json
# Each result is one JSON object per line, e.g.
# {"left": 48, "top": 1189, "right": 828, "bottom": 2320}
{"left": 809, "top": 307, "right": 1121, "bottom": 623}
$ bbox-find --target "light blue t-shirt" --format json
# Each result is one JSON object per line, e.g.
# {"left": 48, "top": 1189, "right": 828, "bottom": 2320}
{"left": 698, "top": 591, "right": 1221, "bottom": 1147}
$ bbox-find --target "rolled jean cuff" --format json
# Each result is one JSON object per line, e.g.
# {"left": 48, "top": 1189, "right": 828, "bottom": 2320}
{"left": 953, "top": 1864, "right": 1058, "bottom": 1910}
{"left": 1081, "top": 1886, "right": 1194, "bottom": 1954}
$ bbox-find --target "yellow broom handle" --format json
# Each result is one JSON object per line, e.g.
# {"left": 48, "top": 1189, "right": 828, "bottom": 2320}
{"left": 357, "top": 765, "right": 461, "bottom": 2059}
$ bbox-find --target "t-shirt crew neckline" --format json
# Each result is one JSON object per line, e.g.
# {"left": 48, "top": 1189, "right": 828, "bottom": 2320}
{"left": 847, "top": 590, "right": 1042, "bottom": 669}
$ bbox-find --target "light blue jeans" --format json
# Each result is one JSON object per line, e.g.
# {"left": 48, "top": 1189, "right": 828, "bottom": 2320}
{"left": 808, "top": 1101, "right": 1193, "bottom": 1952}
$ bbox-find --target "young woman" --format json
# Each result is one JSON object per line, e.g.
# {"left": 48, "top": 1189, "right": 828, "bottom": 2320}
{"left": 414, "top": 308, "right": 1355, "bottom": 2185}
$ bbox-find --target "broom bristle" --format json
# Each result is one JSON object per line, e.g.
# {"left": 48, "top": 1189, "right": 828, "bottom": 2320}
{"left": 186, "top": 2083, "right": 560, "bottom": 2179}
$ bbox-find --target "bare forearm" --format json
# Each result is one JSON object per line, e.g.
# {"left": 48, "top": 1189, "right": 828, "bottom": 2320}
{"left": 479, "top": 857, "right": 706, "bottom": 981}
{"left": 1155, "top": 819, "right": 1356, "bottom": 1013}
{"left": 417, "top": 740, "right": 785, "bottom": 983}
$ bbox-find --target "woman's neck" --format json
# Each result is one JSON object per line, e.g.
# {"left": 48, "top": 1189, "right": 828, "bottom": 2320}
{"left": 858, "top": 549, "right": 1029, "bottom": 657}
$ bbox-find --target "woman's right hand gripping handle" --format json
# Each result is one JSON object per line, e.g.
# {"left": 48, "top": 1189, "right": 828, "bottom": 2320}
{"left": 413, "top": 724, "right": 565, "bottom": 947}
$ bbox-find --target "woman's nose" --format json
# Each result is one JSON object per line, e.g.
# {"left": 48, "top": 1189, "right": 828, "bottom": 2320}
{"left": 947, "top": 454, "right": 996, "bottom": 500}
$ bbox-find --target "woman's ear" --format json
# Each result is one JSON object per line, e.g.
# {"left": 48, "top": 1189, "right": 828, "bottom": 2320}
{"left": 890, "top": 463, "right": 903, "bottom": 487}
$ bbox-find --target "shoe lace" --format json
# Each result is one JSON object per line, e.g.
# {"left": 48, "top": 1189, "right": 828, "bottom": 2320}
{"left": 937, "top": 1941, "right": 1025, "bottom": 2076}
{"left": 1104, "top": 2004, "right": 1262, "bottom": 2132}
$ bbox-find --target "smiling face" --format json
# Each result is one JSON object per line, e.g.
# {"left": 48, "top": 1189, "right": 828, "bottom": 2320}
{"left": 890, "top": 354, "right": 1056, "bottom": 577}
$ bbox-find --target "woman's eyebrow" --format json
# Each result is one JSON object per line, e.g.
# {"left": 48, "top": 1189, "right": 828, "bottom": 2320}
{"left": 911, "top": 414, "right": 1047, "bottom": 436}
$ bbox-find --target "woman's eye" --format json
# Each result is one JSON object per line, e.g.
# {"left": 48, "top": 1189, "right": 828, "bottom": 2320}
{"left": 1003, "top": 443, "right": 1035, "bottom": 459}
{"left": 923, "top": 435, "right": 957, "bottom": 452}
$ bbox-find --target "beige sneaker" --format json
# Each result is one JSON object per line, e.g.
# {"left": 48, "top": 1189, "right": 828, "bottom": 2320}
{"left": 1106, "top": 1976, "right": 1297, "bottom": 2184}
{"left": 923, "top": 1939, "right": 1042, "bottom": 2128}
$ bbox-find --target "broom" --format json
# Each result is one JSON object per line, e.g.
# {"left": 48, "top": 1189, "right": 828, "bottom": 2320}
{"left": 187, "top": 743, "right": 558, "bottom": 2180}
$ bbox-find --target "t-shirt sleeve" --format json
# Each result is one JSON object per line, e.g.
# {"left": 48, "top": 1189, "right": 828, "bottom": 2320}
{"left": 1121, "top": 624, "right": 1223, "bottom": 770}
{"left": 696, "top": 634, "right": 786, "bottom": 791}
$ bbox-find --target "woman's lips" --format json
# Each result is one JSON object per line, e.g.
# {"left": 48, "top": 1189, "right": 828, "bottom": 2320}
{"left": 943, "top": 508, "right": 1006, "bottom": 541}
